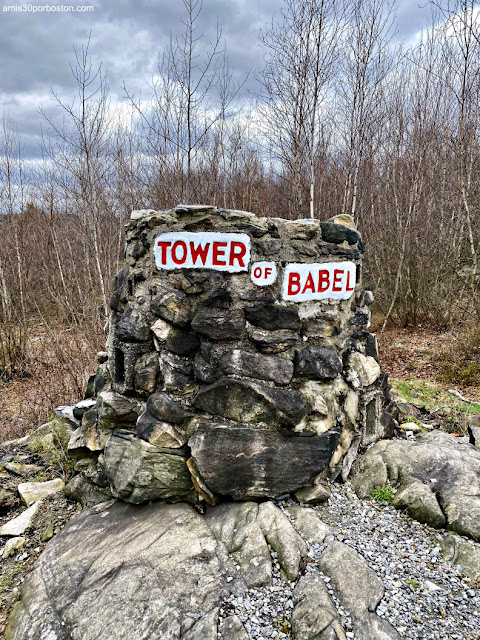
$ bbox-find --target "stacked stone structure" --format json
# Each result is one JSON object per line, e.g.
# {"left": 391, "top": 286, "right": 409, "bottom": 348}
{"left": 66, "top": 205, "right": 389, "bottom": 506}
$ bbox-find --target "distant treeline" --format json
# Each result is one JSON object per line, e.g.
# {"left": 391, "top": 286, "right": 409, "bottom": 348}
{"left": 1, "top": 0, "right": 480, "bottom": 382}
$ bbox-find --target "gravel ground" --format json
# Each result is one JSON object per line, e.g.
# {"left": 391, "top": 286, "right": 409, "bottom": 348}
{"left": 219, "top": 483, "right": 480, "bottom": 640}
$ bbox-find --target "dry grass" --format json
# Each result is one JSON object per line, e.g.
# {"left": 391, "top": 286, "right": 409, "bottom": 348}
{"left": 0, "top": 326, "right": 101, "bottom": 442}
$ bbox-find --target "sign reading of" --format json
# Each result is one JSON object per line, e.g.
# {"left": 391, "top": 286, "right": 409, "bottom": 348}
{"left": 282, "top": 262, "right": 356, "bottom": 301}
{"left": 154, "top": 232, "right": 251, "bottom": 272}
{"left": 250, "top": 262, "right": 277, "bottom": 286}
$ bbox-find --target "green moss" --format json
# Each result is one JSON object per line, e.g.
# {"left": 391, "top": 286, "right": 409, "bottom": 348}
{"left": 371, "top": 484, "right": 395, "bottom": 505}
{"left": 391, "top": 379, "right": 480, "bottom": 414}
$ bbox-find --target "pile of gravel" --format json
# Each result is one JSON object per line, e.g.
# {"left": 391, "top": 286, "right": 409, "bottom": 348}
{"left": 219, "top": 483, "right": 480, "bottom": 640}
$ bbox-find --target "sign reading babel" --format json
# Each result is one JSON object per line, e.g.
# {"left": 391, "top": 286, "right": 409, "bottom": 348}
{"left": 154, "top": 231, "right": 356, "bottom": 301}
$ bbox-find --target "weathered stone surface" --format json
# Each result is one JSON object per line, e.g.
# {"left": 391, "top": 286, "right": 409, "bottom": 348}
{"left": 151, "top": 289, "right": 191, "bottom": 326}
{"left": 393, "top": 482, "right": 446, "bottom": 528}
{"left": 219, "top": 349, "right": 294, "bottom": 385}
{"left": 219, "top": 615, "right": 249, "bottom": 640}
{"left": 295, "top": 346, "right": 343, "bottom": 380}
{"left": 72, "top": 399, "right": 96, "bottom": 421}
{"left": 328, "top": 213, "right": 357, "bottom": 229}
{"left": 193, "top": 378, "right": 308, "bottom": 427}
{"left": 2, "top": 536, "right": 26, "bottom": 559}
{"left": 166, "top": 328, "right": 201, "bottom": 356}
{"left": 246, "top": 326, "right": 299, "bottom": 353}
{"left": 133, "top": 351, "right": 159, "bottom": 394}
{"left": 245, "top": 304, "right": 301, "bottom": 330}
{"left": 136, "top": 411, "right": 187, "bottom": 448}
{"left": 110, "top": 264, "right": 129, "bottom": 312}
{"left": 147, "top": 391, "right": 192, "bottom": 424}
{"left": 287, "top": 506, "right": 329, "bottom": 545}
{"left": 441, "top": 533, "right": 480, "bottom": 580}
{"left": 115, "top": 307, "right": 151, "bottom": 342}
{"left": 291, "top": 571, "right": 341, "bottom": 640}
{"left": 347, "top": 352, "right": 381, "bottom": 389}
{"left": 6, "top": 501, "right": 244, "bottom": 640}
{"left": 18, "top": 478, "right": 65, "bottom": 506}
{"left": 64, "top": 474, "right": 113, "bottom": 508}
{"left": 191, "top": 308, "right": 245, "bottom": 340}
{"left": 96, "top": 391, "right": 139, "bottom": 428}
{"left": 320, "top": 221, "right": 363, "bottom": 248}
{"left": 151, "top": 317, "right": 173, "bottom": 341}
{"left": 0, "top": 502, "right": 42, "bottom": 537}
{"left": 190, "top": 424, "right": 341, "bottom": 499}
{"left": 318, "top": 542, "right": 400, "bottom": 640}
{"left": 257, "top": 501, "right": 307, "bottom": 580}
{"left": 80, "top": 408, "right": 112, "bottom": 452}
{"left": 103, "top": 430, "right": 193, "bottom": 503}
{"left": 294, "top": 482, "right": 331, "bottom": 504}
{"left": 351, "top": 431, "right": 480, "bottom": 540}
{"left": 205, "top": 502, "right": 272, "bottom": 587}
{"left": 159, "top": 350, "right": 195, "bottom": 391}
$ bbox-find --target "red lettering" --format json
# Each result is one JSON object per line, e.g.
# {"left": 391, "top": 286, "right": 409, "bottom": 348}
{"left": 190, "top": 241, "right": 209, "bottom": 266}
{"left": 318, "top": 270, "right": 330, "bottom": 292}
{"left": 288, "top": 272, "right": 301, "bottom": 296}
{"left": 157, "top": 241, "right": 171, "bottom": 265}
{"left": 253, "top": 266, "right": 262, "bottom": 278}
{"left": 171, "top": 241, "right": 187, "bottom": 265}
{"left": 229, "top": 241, "right": 247, "bottom": 267}
{"left": 332, "top": 269, "right": 343, "bottom": 292}
{"left": 213, "top": 241, "right": 227, "bottom": 266}
{"left": 265, "top": 267, "right": 272, "bottom": 278}
{"left": 302, "top": 272, "right": 315, "bottom": 294}
{"left": 345, "top": 269, "right": 354, "bottom": 292}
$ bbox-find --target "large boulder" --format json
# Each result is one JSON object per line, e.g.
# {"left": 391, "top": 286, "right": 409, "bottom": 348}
{"left": 6, "top": 501, "right": 244, "bottom": 640}
{"left": 351, "top": 431, "right": 480, "bottom": 540}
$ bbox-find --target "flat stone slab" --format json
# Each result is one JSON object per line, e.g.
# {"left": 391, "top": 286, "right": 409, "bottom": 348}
{"left": 18, "top": 478, "right": 65, "bottom": 506}
{"left": 6, "top": 501, "right": 244, "bottom": 640}
{"left": 0, "top": 501, "right": 42, "bottom": 537}
{"left": 190, "top": 424, "right": 341, "bottom": 499}
{"left": 351, "top": 431, "right": 480, "bottom": 540}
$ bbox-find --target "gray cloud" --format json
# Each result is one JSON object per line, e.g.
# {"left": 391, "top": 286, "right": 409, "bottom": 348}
{"left": 0, "top": 0, "right": 431, "bottom": 159}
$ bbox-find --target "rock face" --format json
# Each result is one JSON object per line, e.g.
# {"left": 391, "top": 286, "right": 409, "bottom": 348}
{"left": 64, "top": 205, "right": 388, "bottom": 505}
{"left": 6, "top": 501, "right": 244, "bottom": 640}
{"left": 7, "top": 500, "right": 402, "bottom": 640}
{"left": 351, "top": 431, "right": 480, "bottom": 540}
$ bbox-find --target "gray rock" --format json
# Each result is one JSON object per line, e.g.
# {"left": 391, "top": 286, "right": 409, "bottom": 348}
{"left": 219, "top": 614, "right": 249, "bottom": 640}
{"left": 159, "top": 350, "right": 195, "bottom": 391}
{"left": 441, "top": 532, "right": 480, "bottom": 580}
{"left": 247, "top": 326, "right": 299, "bottom": 353}
{"left": 146, "top": 391, "right": 192, "bottom": 424}
{"left": 191, "top": 308, "right": 245, "bottom": 340}
{"left": 72, "top": 399, "right": 96, "bottom": 421}
{"left": 115, "top": 306, "right": 151, "bottom": 342}
{"left": 166, "top": 328, "right": 201, "bottom": 356}
{"left": 64, "top": 474, "right": 113, "bottom": 508}
{"left": 2, "top": 536, "right": 26, "bottom": 559}
{"left": 287, "top": 505, "right": 329, "bottom": 545}
{"left": 244, "top": 304, "right": 300, "bottom": 330}
{"left": 351, "top": 431, "right": 480, "bottom": 540}
{"left": 320, "top": 221, "right": 363, "bottom": 248}
{"left": 257, "top": 501, "right": 308, "bottom": 580}
{"left": 0, "top": 502, "right": 42, "bottom": 537}
{"left": 193, "top": 378, "right": 308, "bottom": 427}
{"left": 294, "top": 481, "right": 331, "bottom": 504}
{"left": 318, "top": 541, "right": 384, "bottom": 616}
{"left": 96, "top": 391, "right": 139, "bottom": 429}
{"left": 291, "top": 571, "right": 341, "bottom": 640}
{"left": 468, "top": 424, "right": 480, "bottom": 447}
{"left": 134, "top": 352, "right": 159, "bottom": 395}
{"left": 103, "top": 430, "right": 194, "bottom": 503}
{"left": 219, "top": 349, "right": 294, "bottom": 385}
{"left": 318, "top": 542, "right": 400, "bottom": 640}
{"left": 18, "top": 478, "right": 65, "bottom": 506}
{"left": 151, "top": 289, "right": 191, "bottom": 326}
{"left": 189, "top": 424, "right": 341, "bottom": 499}
{"left": 136, "top": 411, "right": 187, "bottom": 447}
{"left": 6, "top": 501, "right": 243, "bottom": 640}
{"left": 80, "top": 408, "right": 112, "bottom": 452}
{"left": 295, "top": 346, "right": 343, "bottom": 380}
{"left": 110, "top": 264, "right": 129, "bottom": 312}
{"left": 205, "top": 502, "right": 272, "bottom": 587}
{"left": 393, "top": 482, "right": 446, "bottom": 529}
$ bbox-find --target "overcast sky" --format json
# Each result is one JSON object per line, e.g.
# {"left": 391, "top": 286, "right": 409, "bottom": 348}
{"left": 0, "top": 0, "right": 432, "bottom": 159}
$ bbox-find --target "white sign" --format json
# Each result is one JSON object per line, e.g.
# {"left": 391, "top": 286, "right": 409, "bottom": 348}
{"left": 154, "top": 232, "right": 251, "bottom": 272}
{"left": 250, "top": 262, "right": 277, "bottom": 286}
{"left": 282, "top": 262, "right": 356, "bottom": 301}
